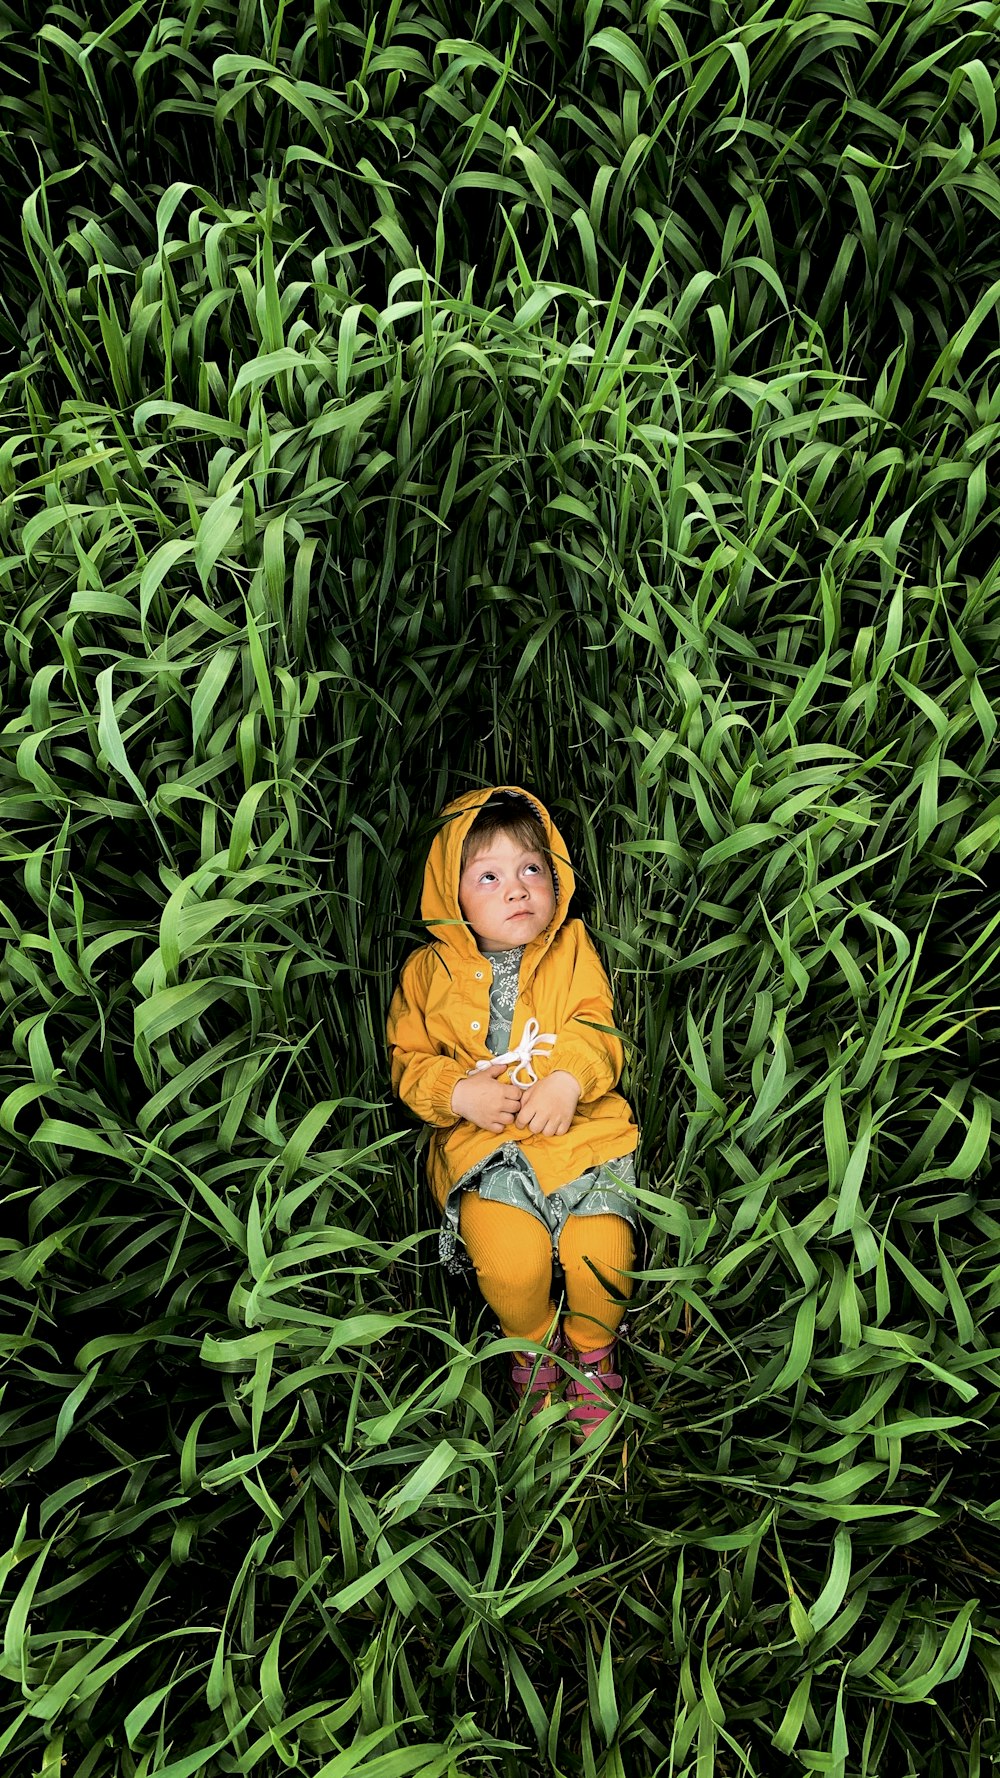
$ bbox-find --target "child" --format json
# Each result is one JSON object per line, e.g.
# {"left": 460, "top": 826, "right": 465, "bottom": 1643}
{"left": 387, "top": 785, "right": 640, "bottom": 1437}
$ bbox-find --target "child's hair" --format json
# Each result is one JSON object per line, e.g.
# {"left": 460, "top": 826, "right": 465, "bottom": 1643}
{"left": 460, "top": 793, "right": 551, "bottom": 877}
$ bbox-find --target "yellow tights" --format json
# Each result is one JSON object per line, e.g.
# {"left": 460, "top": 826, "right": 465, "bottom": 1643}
{"left": 458, "top": 1191, "right": 634, "bottom": 1353}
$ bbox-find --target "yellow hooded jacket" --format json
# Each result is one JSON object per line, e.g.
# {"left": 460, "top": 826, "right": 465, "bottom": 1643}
{"left": 386, "top": 785, "right": 639, "bottom": 1211}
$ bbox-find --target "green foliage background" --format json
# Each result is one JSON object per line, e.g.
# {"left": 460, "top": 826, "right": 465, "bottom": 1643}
{"left": 2, "top": 0, "right": 1000, "bottom": 1772}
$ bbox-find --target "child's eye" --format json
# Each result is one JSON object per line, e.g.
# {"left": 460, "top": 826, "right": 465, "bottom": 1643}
{"left": 479, "top": 871, "right": 497, "bottom": 884}
{"left": 524, "top": 864, "right": 542, "bottom": 875}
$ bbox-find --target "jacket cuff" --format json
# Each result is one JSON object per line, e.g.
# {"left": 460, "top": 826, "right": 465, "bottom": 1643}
{"left": 431, "top": 1060, "right": 468, "bottom": 1122}
{"left": 543, "top": 1044, "right": 604, "bottom": 1101}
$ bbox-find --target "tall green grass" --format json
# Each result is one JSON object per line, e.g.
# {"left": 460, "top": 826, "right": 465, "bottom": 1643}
{"left": 1, "top": 0, "right": 999, "bottom": 1772}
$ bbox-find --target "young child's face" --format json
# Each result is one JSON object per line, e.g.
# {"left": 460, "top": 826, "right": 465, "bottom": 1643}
{"left": 458, "top": 831, "right": 556, "bottom": 952}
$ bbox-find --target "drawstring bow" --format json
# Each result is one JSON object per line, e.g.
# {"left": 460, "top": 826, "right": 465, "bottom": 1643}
{"left": 470, "top": 1016, "right": 557, "bottom": 1088}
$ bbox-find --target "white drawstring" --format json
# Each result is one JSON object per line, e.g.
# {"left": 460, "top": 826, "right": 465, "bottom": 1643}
{"left": 469, "top": 1016, "right": 557, "bottom": 1088}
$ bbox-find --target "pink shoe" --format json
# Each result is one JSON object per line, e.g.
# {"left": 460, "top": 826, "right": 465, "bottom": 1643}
{"left": 511, "top": 1331, "right": 563, "bottom": 1415}
{"left": 565, "top": 1339, "right": 623, "bottom": 1437}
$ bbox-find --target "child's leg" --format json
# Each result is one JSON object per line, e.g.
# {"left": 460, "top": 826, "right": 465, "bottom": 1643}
{"left": 559, "top": 1213, "right": 635, "bottom": 1353}
{"left": 459, "top": 1191, "right": 556, "bottom": 1346}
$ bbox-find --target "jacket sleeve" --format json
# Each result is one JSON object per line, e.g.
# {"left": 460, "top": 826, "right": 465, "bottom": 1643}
{"left": 541, "top": 925, "right": 626, "bottom": 1103}
{"left": 387, "top": 952, "right": 467, "bottom": 1127}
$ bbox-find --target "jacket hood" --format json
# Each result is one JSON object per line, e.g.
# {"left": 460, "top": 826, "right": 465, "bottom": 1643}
{"left": 420, "top": 784, "right": 576, "bottom": 956}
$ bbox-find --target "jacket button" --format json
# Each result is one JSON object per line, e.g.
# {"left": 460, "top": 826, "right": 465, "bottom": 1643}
{"left": 475, "top": 971, "right": 483, "bottom": 980}
{"left": 471, "top": 1021, "right": 480, "bottom": 1031}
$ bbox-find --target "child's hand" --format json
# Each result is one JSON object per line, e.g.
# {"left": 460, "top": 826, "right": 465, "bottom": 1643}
{"left": 515, "top": 1070, "right": 581, "bottom": 1137}
{"left": 451, "top": 1062, "right": 523, "bottom": 1134}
